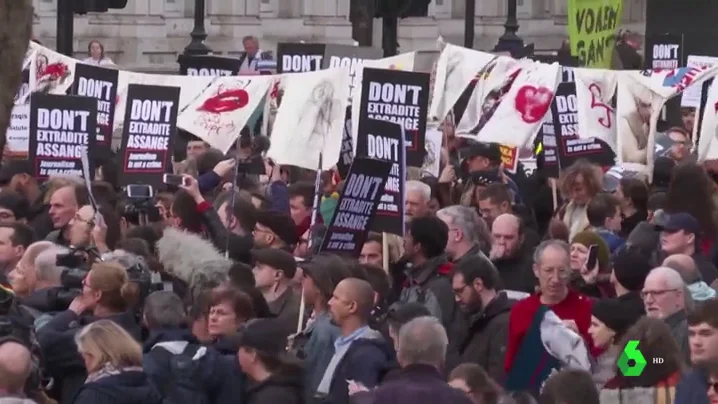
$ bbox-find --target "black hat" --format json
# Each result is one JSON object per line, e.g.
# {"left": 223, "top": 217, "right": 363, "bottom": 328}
{"left": 255, "top": 210, "right": 298, "bottom": 247}
{"left": 655, "top": 212, "right": 701, "bottom": 236}
{"left": 236, "top": 318, "right": 289, "bottom": 354}
{"left": 299, "top": 253, "right": 352, "bottom": 298}
{"left": 459, "top": 142, "right": 502, "bottom": 165}
{"left": 591, "top": 298, "right": 643, "bottom": 340}
{"left": 386, "top": 302, "right": 431, "bottom": 329}
{"left": 611, "top": 246, "right": 651, "bottom": 292}
{"left": 0, "top": 192, "right": 29, "bottom": 220}
{"left": 0, "top": 160, "right": 33, "bottom": 185}
{"left": 251, "top": 248, "right": 297, "bottom": 279}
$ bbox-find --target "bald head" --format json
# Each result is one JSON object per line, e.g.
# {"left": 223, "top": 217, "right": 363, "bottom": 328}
{"left": 0, "top": 341, "right": 32, "bottom": 393}
{"left": 492, "top": 213, "right": 520, "bottom": 232}
{"left": 336, "top": 278, "right": 375, "bottom": 317}
{"left": 663, "top": 254, "right": 700, "bottom": 284}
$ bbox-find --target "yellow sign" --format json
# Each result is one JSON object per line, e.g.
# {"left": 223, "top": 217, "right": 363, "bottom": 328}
{"left": 568, "top": 0, "right": 623, "bottom": 68}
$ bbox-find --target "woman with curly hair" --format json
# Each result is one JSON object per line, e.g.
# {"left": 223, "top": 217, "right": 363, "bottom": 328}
{"left": 556, "top": 160, "right": 603, "bottom": 240}
{"left": 664, "top": 163, "right": 717, "bottom": 255}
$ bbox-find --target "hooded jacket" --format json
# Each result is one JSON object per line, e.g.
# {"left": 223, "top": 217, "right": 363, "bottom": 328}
{"left": 688, "top": 281, "right": 717, "bottom": 301}
{"left": 399, "top": 255, "right": 456, "bottom": 330}
{"left": 72, "top": 371, "right": 162, "bottom": 404}
{"left": 142, "top": 327, "right": 245, "bottom": 404}
{"left": 246, "top": 366, "right": 304, "bottom": 404}
{"left": 315, "top": 327, "right": 396, "bottom": 404}
{"left": 448, "top": 292, "right": 513, "bottom": 381}
{"left": 156, "top": 227, "right": 233, "bottom": 302}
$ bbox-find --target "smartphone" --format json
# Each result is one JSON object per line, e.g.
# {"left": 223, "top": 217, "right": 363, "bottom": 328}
{"left": 163, "top": 174, "right": 189, "bottom": 187}
{"left": 586, "top": 244, "right": 599, "bottom": 269}
{"left": 126, "top": 184, "right": 154, "bottom": 199}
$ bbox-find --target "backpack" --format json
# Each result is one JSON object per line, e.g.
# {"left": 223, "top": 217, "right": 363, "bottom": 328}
{"left": 148, "top": 344, "right": 212, "bottom": 404}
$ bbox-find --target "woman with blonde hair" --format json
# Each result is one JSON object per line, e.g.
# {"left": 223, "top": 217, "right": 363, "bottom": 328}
{"left": 37, "top": 262, "right": 142, "bottom": 402}
{"left": 73, "top": 320, "right": 160, "bottom": 404}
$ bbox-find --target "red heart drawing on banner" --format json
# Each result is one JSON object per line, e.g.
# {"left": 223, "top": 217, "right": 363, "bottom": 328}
{"left": 514, "top": 85, "right": 553, "bottom": 123}
{"left": 588, "top": 83, "right": 613, "bottom": 129}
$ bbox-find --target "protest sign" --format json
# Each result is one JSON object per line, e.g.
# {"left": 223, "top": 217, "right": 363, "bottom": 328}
{"left": 567, "top": 0, "right": 623, "bottom": 68}
{"left": 681, "top": 55, "right": 718, "bottom": 107}
{"left": 119, "top": 84, "right": 180, "bottom": 187}
{"left": 360, "top": 67, "right": 430, "bottom": 167}
{"left": 29, "top": 94, "right": 96, "bottom": 179}
{"left": 178, "top": 55, "right": 241, "bottom": 76}
{"left": 7, "top": 105, "right": 30, "bottom": 157}
{"left": 337, "top": 107, "right": 354, "bottom": 179}
{"left": 320, "top": 157, "right": 391, "bottom": 256}
{"left": 276, "top": 43, "right": 325, "bottom": 73}
{"left": 644, "top": 34, "right": 683, "bottom": 70}
{"left": 355, "top": 118, "right": 406, "bottom": 236}
{"left": 323, "top": 44, "right": 383, "bottom": 100}
{"left": 71, "top": 63, "right": 118, "bottom": 151}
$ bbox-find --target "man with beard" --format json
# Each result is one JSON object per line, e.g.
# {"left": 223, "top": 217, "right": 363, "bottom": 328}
{"left": 448, "top": 255, "right": 512, "bottom": 381}
{"left": 490, "top": 214, "right": 536, "bottom": 294}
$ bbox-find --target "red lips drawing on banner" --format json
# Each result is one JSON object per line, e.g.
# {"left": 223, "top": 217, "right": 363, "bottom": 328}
{"left": 588, "top": 83, "right": 614, "bottom": 129}
{"left": 197, "top": 88, "right": 249, "bottom": 113}
{"left": 514, "top": 85, "right": 553, "bottom": 123}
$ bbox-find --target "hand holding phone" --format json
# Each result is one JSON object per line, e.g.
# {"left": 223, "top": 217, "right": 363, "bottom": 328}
{"left": 585, "top": 244, "right": 599, "bottom": 271}
{"left": 163, "top": 174, "right": 190, "bottom": 187}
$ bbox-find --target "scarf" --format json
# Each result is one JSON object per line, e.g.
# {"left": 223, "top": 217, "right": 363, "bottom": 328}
{"left": 85, "top": 362, "right": 143, "bottom": 384}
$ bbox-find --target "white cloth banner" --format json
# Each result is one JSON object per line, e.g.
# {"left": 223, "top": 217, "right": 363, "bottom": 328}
{"left": 429, "top": 44, "right": 495, "bottom": 122}
{"left": 268, "top": 67, "right": 350, "bottom": 170}
{"left": 574, "top": 68, "right": 619, "bottom": 153}
{"left": 698, "top": 81, "right": 718, "bottom": 161}
{"left": 176, "top": 76, "right": 273, "bottom": 153}
{"left": 115, "top": 71, "right": 213, "bottom": 132}
{"left": 455, "top": 56, "right": 519, "bottom": 136}
{"left": 475, "top": 60, "right": 561, "bottom": 148}
{"left": 29, "top": 42, "right": 77, "bottom": 96}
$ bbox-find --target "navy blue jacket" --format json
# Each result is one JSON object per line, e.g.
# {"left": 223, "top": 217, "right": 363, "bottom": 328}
{"left": 142, "top": 328, "right": 245, "bottom": 404}
{"left": 72, "top": 371, "right": 161, "bottom": 404}
{"left": 367, "top": 364, "right": 474, "bottom": 404}
{"left": 38, "top": 310, "right": 141, "bottom": 404}
{"left": 321, "top": 335, "right": 396, "bottom": 404}
{"left": 675, "top": 368, "right": 710, "bottom": 404}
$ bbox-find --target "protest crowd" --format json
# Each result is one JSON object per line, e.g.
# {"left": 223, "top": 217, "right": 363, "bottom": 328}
{"left": 5, "top": 1, "right": 718, "bottom": 402}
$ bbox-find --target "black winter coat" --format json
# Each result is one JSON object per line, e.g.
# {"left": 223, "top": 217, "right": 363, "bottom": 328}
{"left": 72, "top": 371, "right": 161, "bottom": 404}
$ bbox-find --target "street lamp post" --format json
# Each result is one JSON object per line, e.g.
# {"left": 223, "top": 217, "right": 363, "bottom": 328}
{"left": 464, "top": 0, "right": 475, "bottom": 49}
{"left": 494, "top": 0, "right": 523, "bottom": 56}
{"left": 183, "top": 0, "right": 212, "bottom": 55}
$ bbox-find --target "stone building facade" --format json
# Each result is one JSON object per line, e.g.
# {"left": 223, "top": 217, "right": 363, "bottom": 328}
{"left": 32, "top": 0, "right": 647, "bottom": 72}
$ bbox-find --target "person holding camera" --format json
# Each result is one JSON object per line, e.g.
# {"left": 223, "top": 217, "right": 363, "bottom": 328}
{"left": 37, "top": 261, "right": 141, "bottom": 403}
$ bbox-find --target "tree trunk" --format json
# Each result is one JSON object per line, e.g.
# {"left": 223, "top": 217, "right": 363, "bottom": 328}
{"left": 0, "top": 0, "right": 33, "bottom": 163}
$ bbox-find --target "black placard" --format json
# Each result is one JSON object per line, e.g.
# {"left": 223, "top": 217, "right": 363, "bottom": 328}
{"left": 119, "top": 84, "right": 180, "bottom": 187}
{"left": 178, "top": 55, "right": 241, "bottom": 76}
{"left": 276, "top": 43, "right": 325, "bottom": 73}
{"left": 360, "top": 67, "right": 429, "bottom": 168}
{"left": 644, "top": 34, "right": 683, "bottom": 70}
{"left": 320, "top": 157, "right": 391, "bottom": 256}
{"left": 337, "top": 107, "right": 354, "bottom": 179}
{"left": 14, "top": 69, "right": 30, "bottom": 104}
{"left": 29, "top": 94, "right": 97, "bottom": 179}
{"left": 355, "top": 118, "right": 405, "bottom": 236}
{"left": 322, "top": 44, "right": 383, "bottom": 99}
{"left": 71, "top": 63, "right": 118, "bottom": 151}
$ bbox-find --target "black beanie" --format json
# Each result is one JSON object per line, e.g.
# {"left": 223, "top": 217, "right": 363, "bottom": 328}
{"left": 409, "top": 216, "right": 449, "bottom": 258}
{"left": 300, "top": 254, "right": 352, "bottom": 299}
{"left": 591, "top": 298, "right": 643, "bottom": 340}
{"left": 612, "top": 246, "right": 652, "bottom": 292}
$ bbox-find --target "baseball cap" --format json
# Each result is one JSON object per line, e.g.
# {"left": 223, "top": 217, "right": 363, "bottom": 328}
{"left": 458, "top": 142, "right": 502, "bottom": 166}
{"left": 0, "top": 160, "right": 33, "bottom": 185}
{"left": 255, "top": 210, "right": 298, "bottom": 247}
{"left": 655, "top": 212, "right": 701, "bottom": 235}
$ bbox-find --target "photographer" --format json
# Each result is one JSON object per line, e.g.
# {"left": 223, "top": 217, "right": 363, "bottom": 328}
{"left": 37, "top": 261, "right": 141, "bottom": 403}
{"left": 9, "top": 243, "right": 77, "bottom": 328}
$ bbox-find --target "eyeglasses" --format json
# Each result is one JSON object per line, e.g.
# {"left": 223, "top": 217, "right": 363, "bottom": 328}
{"left": 452, "top": 284, "right": 470, "bottom": 295}
{"left": 640, "top": 289, "right": 679, "bottom": 299}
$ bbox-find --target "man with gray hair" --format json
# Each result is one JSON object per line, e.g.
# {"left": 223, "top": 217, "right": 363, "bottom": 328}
{"left": 663, "top": 254, "right": 717, "bottom": 302}
{"left": 642, "top": 266, "right": 691, "bottom": 361}
{"left": 404, "top": 180, "right": 431, "bottom": 225}
{"left": 368, "top": 316, "right": 473, "bottom": 404}
{"left": 142, "top": 291, "right": 244, "bottom": 403}
{"left": 436, "top": 205, "right": 492, "bottom": 265}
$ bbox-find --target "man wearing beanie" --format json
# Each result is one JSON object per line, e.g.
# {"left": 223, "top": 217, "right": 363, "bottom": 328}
{"left": 251, "top": 248, "right": 300, "bottom": 339}
{"left": 610, "top": 246, "right": 650, "bottom": 318}
{"left": 569, "top": 231, "right": 614, "bottom": 298}
{"left": 254, "top": 210, "right": 298, "bottom": 253}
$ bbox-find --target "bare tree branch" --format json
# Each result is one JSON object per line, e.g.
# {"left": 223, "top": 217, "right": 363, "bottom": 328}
{"left": 0, "top": 0, "right": 33, "bottom": 162}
